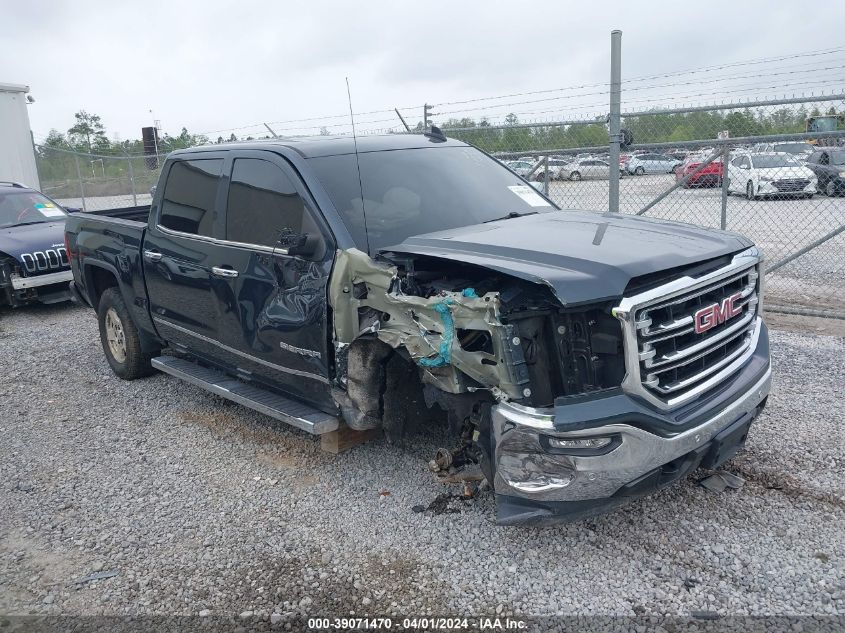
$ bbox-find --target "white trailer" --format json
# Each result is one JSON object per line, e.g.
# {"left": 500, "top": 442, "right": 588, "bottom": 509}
{"left": 0, "top": 83, "right": 40, "bottom": 190}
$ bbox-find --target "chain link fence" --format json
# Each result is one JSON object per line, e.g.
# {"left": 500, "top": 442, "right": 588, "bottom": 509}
{"left": 35, "top": 144, "right": 167, "bottom": 212}
{"left": 34, "top": 94, "right": 844, "bottom": 318}
{"left": 442, "top": 95, "right": 845, "bottom": 319}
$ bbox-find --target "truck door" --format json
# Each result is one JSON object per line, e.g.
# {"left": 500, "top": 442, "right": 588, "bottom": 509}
{"left": 142, "top": 156, "right": 227, "bottom": 358}
{"left": 210, "top": 152, "right": 334, "bottom": 410}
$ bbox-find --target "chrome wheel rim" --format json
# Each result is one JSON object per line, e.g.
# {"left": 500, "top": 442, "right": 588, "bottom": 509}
{"left": 105, "top": 308, "right": 127, "bottom": 363}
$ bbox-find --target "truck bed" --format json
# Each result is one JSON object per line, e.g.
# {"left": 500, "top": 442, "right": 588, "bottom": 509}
{"left": 69, "top": 205, "right": 151, "bottom": 223}
{"left": 64, "top": 209, "right": 152, "bottom": 334}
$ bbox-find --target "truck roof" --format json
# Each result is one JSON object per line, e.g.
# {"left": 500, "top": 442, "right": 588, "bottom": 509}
{"left": 169, "top": 133, "right": 469, "bottom": 159}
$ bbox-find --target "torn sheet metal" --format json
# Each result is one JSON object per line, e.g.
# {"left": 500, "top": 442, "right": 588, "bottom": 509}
{"left": 329, "top": 248, "right": 528, "bottom": 401}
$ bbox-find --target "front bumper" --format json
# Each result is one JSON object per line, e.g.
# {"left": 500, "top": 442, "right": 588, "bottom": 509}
{"left": 492, "top": 322, "right": 771, "bottom": 525}
{"left": 10, "top": 269, "right": 73, "bottom": 290}
{"left": 756, "top": 180, "right": 816, "bottom": 196}
{"left": 1, "top": 270, "right": 73, "bottom": 307}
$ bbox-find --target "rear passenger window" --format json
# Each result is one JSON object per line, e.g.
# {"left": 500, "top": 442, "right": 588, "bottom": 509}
{"left": 226, "top": 158, "right": 307, "bottom": 247}
{"left": 159, "top": 159, "right": 222, "bottom": 236}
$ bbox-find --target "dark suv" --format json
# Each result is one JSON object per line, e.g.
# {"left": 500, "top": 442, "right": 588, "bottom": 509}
{"left": 806, "top": 148, "right": 845, "bottom": 197}
{"left": 0, "top": 182, "right": 74, "bottom": 307}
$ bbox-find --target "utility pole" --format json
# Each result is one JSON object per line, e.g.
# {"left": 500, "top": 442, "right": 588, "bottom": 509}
{"left": 608, "top": 30, "right": 622, "bottom": 214}
{"left": 423, "top": 103, "right": 436, "bottom": 130}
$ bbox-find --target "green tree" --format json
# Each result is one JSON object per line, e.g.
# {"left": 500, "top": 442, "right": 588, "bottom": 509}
{"left": 67, "top": 110, "right": 108, "bottom": 153}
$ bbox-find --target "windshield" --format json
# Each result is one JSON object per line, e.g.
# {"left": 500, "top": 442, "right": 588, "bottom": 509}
{"left": 751, "top": 154, "right": 800, "bottom": 168}
{"left": 773, "top": 143, "right": 813, "bottom": 155}
{"left": 309, "top": 146, "right": 556, "bottom": 252}
{"left": 0, "top": 191, "right": 67, "bottom": 229}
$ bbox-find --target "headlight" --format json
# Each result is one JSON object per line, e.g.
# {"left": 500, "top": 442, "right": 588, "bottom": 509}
{"left": 838, "top": 171, "right": 845, "bottom": 178}
{"left": 759, "top": 175, "right": 773, "bottom": 182}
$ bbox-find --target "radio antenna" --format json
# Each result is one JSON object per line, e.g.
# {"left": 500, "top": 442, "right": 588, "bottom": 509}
{"left": 346, "top": 77, "right": 370, "bottom": 253}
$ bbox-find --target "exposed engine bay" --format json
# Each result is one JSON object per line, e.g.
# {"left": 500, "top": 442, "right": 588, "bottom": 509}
{"left": 328, "top": 248, "right": 626, "bottom": 463}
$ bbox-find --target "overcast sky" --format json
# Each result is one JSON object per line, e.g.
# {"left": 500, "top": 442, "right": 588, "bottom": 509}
{"left": 3, "top": 1, "right": 845, "bottom": 143}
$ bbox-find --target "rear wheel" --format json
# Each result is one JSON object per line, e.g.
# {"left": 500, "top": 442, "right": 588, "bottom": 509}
{"left": 634, "top": 166, "right": 645, "bottom": 175}
{"left": 569, "top": 171, "right": 582, "bottom": 181}
{"left": 826, "top": 181, "right": 837, "bottom": 197}
{"left": 97, "top": 288, "right": 157, "bottom": 380}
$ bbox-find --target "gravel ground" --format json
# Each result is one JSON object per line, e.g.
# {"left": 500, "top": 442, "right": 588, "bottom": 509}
{"left": 0, "top": 303, "right": 843, "bottom": 626}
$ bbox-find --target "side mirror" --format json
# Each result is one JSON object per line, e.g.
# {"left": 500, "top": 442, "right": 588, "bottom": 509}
{"left": 284, "top": 232, "right": 320, "bottom": 259}
{"left": 63, "top": 207, "right": 83, "bottom": 213}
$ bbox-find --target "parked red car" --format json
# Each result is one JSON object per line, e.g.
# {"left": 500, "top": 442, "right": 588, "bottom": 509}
{"left": 675, "top": 155, "right": 724, "bottom": 187}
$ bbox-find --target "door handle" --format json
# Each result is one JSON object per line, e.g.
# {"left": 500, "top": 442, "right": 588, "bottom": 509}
{"left": 211, "top": 266, "right": 239, "bottom": 278}
{"left": 143, "top": 249, "right": 162, "bottom": 262}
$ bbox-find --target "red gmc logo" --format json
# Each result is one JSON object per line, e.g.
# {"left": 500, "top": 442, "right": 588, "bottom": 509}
{"left": 694, "top": 292, "right": 743, "bottom": 334}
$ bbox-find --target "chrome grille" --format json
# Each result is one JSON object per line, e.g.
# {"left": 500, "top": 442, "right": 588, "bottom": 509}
{"left": 19, "top": 248, "right": 69, "bottom": 275}
{"left": 637, "top": 266, "right": 758, "bottom": 399}
{"left": 773, "top": 178, "right": 809, "bottom": 192}
{"left": 614, "top": 248, "right": 763, "bottom": 410}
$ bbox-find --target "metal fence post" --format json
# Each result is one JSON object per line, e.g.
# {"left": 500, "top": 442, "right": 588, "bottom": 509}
{"left": 543, "top": 155, "right": 549, "bottom": 196}
{"left": 720, "top": 145, "right": 729, "bottom": 229}
{"left": 127, "top": 156, "right": 138, "bottom": 206}
{"left": 608, "top": 30, "right": 622, "bottom": 214}
{"left": 73, "top": 153, "right": 87, "bottom": 212}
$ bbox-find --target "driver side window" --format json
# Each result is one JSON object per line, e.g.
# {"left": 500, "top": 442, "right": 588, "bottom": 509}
{"left": 225, "top": 158, "right": 316, "bottom": 248}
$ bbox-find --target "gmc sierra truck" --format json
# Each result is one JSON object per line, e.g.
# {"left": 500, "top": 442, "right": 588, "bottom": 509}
{"left": 65, "top": 133, "right": 771, "bottom": 525}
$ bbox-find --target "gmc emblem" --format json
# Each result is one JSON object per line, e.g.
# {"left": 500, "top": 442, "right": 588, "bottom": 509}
{"left": 694, "top": 292, "right": 743, "bottom": 334}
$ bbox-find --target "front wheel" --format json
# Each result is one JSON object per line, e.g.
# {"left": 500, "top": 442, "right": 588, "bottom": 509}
{"left": 569, "top": 171, "right": 582, "bottom": 181}
{"left": 97, "top": 288, "right": 157, "bottom": 380}
{"left": 746, "top": 181, "right": 756, "bottom": 201}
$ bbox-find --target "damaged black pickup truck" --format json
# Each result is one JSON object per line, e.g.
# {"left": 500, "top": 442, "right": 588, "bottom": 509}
{"left": 64, "top": 133, "right": 771, "bottom": 524}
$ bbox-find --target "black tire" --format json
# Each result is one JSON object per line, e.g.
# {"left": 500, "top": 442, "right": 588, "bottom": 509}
{"left": 634, "top": 166, "right": 645, "bottom": 175}
{"left": 826, "top": 180, "right": 837, "bottom": 197}
{"left": 746, "top": 181, "right": 755, "bottom": 201}
{"left": 97, "top": 288, "right": 157, "bottom": 380}
{"left": 569, "top": 171, "right": 582, "bottom": 181}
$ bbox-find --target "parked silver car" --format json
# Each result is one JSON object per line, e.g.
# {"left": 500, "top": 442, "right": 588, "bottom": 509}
{"left": 626, "top": 153, "right": 682, "bottom": 175}
{"left": 561, "top": 158, "right": 624, "bottom": 181}
{"left": 752, "top": 142, "right": 815, "bottom": 163}
{"left": 532, "top": 158, "right": 571, "bottom": 181}
{"left": 505, "top": 160, "right": 536, "bottom": 178}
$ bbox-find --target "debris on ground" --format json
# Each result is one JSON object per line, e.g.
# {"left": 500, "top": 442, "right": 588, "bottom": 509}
{"left": 70, "top": 570, "right": 119, "bottom": 586}
{"left": 698, "top": 470, "right": 745, "bottom": 493}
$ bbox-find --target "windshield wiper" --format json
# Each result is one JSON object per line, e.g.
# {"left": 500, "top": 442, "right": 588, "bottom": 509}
{"left": 483, "top": 211, "right": 538, "bottom": 224}
{"left": 4, "top": 221, "right": 48, "bottom": 228}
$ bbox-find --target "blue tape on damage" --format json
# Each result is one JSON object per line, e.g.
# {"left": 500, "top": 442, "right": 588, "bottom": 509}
{"left": 418, "top": 298, "right": 455, "bottom": 368}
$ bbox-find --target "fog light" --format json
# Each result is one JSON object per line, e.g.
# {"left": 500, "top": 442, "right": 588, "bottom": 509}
{"left": 548, "top": 436, "right": 613, "bottom": 450}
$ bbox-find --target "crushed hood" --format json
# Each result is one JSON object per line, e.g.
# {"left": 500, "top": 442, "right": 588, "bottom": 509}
{"left": 382, "top": 210, "right": 752, "bottom": 306}
{"left": 0, "top": 221, "right": 66, "bottom": 261}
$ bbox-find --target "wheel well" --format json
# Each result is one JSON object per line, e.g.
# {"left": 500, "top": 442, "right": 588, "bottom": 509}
{"left": 87, "top": 265, "right": 119, "bottom": 307}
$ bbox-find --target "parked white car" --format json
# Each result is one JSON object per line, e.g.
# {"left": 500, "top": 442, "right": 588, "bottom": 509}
{"left": 727, "top": 152, "right": 818, "bottom": 200}
{"left": 626, "top": 153, "right": 682, "bottom": 175}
